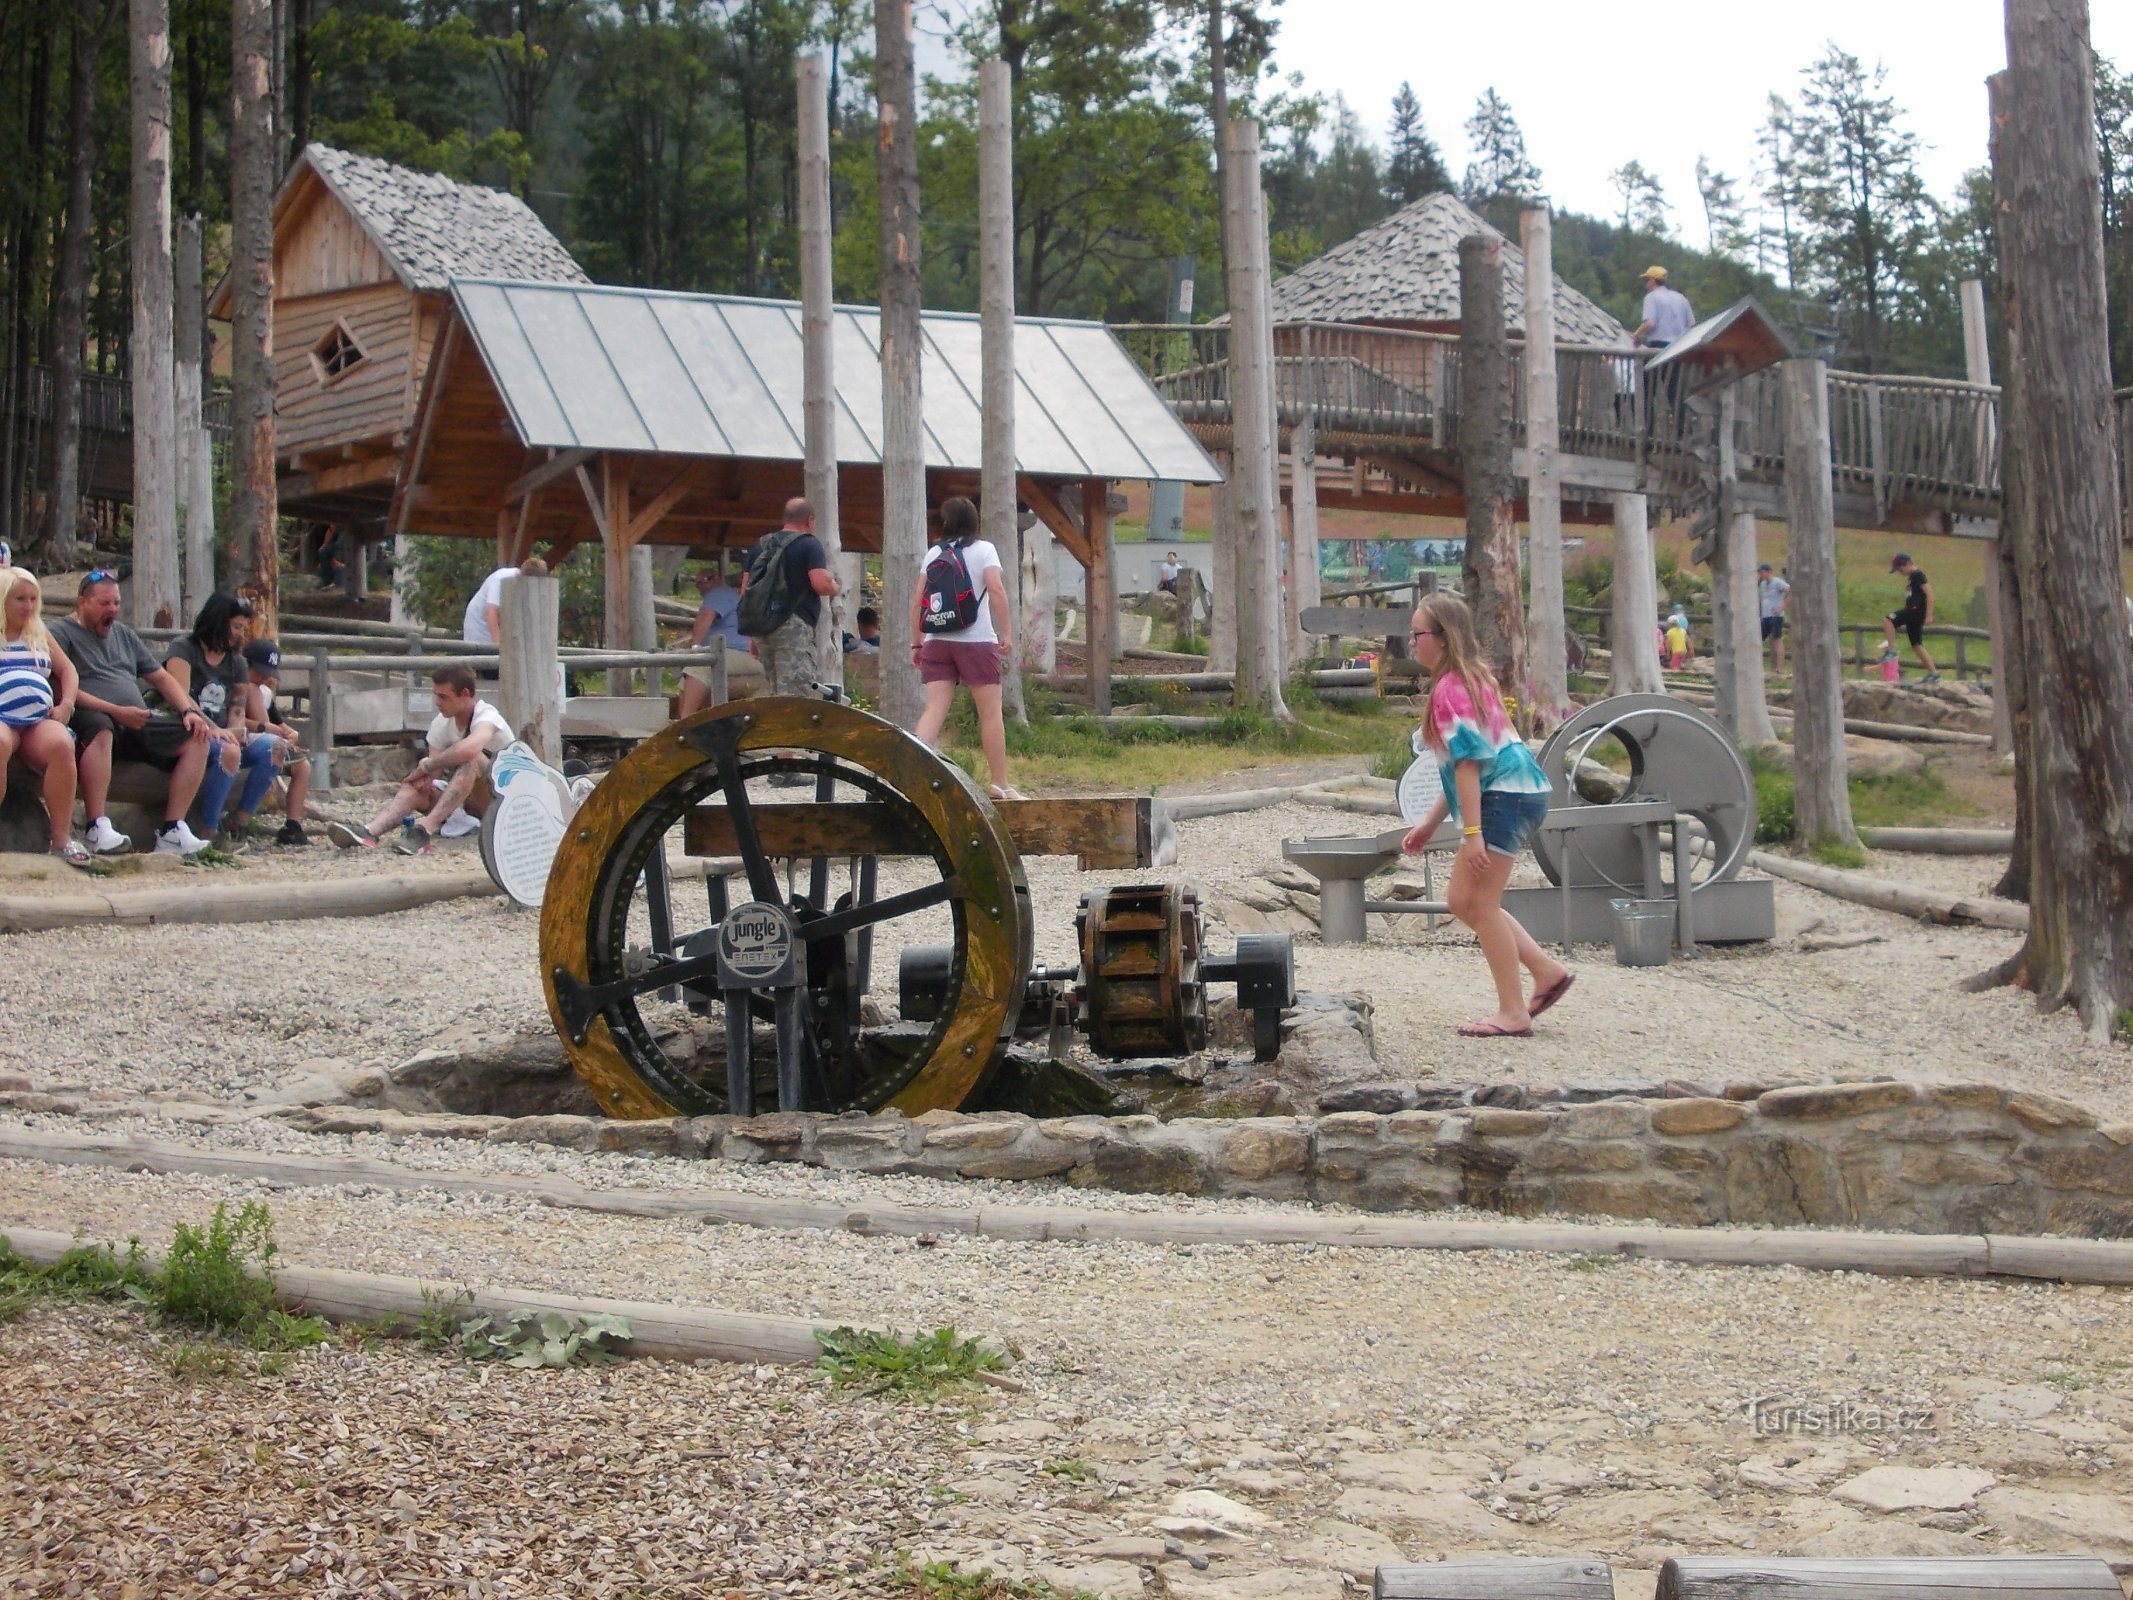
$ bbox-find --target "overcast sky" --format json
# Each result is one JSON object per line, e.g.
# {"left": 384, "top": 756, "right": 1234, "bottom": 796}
{"left": 916, "top": 3, "right": 2133, "bottom": 250}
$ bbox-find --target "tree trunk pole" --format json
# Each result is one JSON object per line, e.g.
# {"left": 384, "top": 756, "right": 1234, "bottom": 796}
{"left": 1781, "top": 356, "right": 1857, "bottom": 849}
{"left": 978, "top": 58, "right": 1024, "bottom": 722}
{"left": 1457, "top": 234, "right": 1526, "bottom": 699}
{"left": 229, "top": 0, "right": 279, "bottom": 636}
{"left": 1084, "top": 478, "right": 1114, "bottom": 713}
{"left": 175, "top": 214, "right": 213, "bottom": 618}
{"left": 128, "top": 0, "right": 180, "bottom": 629}
{"left": 498, "top": 570, "right": 561, "bottom": 767}
{"left": 1992, "top": 2, "right": 2133, "bottom": 1039}
{"left": 1519, "top": 206, "right": 1568, "bottom": 727}
{"left": 1219, "top": 118, "right": 1288, "bottom": 722}
{"left": 1609, "top": 492, "right": 1662, "bottom": 694}
{"left": 602, "top": 460, "right": 632, "bottom": 695}
{"left": 1020, "top": 501, "right": 1055, "bottom": 677}
{"left": 1286, "top": 378, "right": 1320, "bottom": 666}
{"left": 1707, "top": 387, "right": 1742, "bottom": 734}
{"left": 1209, "top": 453, "right": 1237, "bottom": 672}
{"left": 796, "top": 53, "right": 849, "bottom": 693}
{"left": 1988, "top": 73, "right": 2034, "bottom": 907}
{"left": 1727, "top": 507, "right": 1777, "bottom": 744}
{"left": 628, "top": 546, "right": 656, "bottom": 653}
{"left": 42, "top": 0, "right": 105, "bottom": 570}
{"left": 1961, "top": 274, "right": 2013, "bottom": 759}
{"left": 874, "top": 0, "right": 925, "bottom": 729}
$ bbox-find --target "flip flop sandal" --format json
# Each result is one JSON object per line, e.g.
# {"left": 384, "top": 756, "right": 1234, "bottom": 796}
{"left": 56, "top": 840, "right": 93, "bottom": 868}
{"left": 1529, "top": 971, "right": 1577, "bottom": 1018}
{"left": 1457, "top": 1021, "right": 1533, "bottom": 1039}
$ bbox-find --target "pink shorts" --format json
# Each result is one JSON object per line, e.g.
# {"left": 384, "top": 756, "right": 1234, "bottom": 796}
{"left": 919, "top": 639, "right": 1003, "bottom": 687}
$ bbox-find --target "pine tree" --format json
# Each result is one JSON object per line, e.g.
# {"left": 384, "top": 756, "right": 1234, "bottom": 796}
{"left": 1609, "top": 159, "right": 1669, "bottom": 237}
{"left": 1383, "top": 80, "right": 1447, "bottom": 205}
{"left": 1694, "top": 154, "right": 1749, "bottom": 258}
{"left": 1755, "top": 94, "right": 1803, "bottom": 288}
{"left": 1460, "top": 88, "right": 1540, "bottom": 206}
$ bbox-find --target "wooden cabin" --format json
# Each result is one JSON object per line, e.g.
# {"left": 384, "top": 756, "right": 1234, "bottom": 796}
{"left": 209, "top": 145, "right": 588, "bottom": 533}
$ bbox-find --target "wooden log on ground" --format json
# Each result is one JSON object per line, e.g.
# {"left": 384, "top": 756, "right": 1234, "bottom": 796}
{"left": 1378, "top": 1558, "right": 1613, "bottom": 1600}
{"left": 682, "top": 796, "right": 1157, "bottom": 869}
{"left": 15, "top": 1127, "right": 2133, "bottom": 1285}
{"left": 1160, "top": 785, "right": 1306, "bottom": 820}
{"left": 1656, "top": 1558, "right": 2121, "bottom": 1600}
{"left": 0, "top": 869, "right": 500, "bottom": 933}
{"left": 1858, "top": 827, "right": 2015, "bottom": 855}
{"left": 1746, "top": 848, "right": 2029, "bottom": 931}
{"left": 0, "top": 1225, "right": 874, "bottom": 1368}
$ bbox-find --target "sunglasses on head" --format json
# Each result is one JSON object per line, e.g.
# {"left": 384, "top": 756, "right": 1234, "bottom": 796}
{"left": 82, "top": 569, "right": 118, "bottom": 587}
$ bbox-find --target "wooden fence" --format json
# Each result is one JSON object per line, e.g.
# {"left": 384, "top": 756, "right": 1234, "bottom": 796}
{"left": 1564, "top": 603, "right": 1995, "bottom": 681}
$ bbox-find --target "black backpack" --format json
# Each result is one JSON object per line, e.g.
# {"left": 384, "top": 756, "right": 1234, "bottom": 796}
{"left": 736, "top": 532, "right": 802, "bottom": 637}
{"left": 920, "top": 541, "right": 981, "bottom": 634}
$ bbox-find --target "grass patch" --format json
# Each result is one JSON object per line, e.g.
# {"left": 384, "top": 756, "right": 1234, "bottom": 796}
{"left": 891, "top": 1558, "right": 1101, "bottom": 1600}
{"left": 1741, "top": 746, "right": 1983, "bottom": 846}
{"left": 1041, "top": 1457, "right": 1095, "bottom": 1481}
{"left": 1810, "top": 840, "right": 1870, "bottom": 869}
{"left": 1566, "top": 1253, "right": 1627, "bottom": 1272}
{"left": 816, "top": 1326, "right": 1005, "bottom": 1398}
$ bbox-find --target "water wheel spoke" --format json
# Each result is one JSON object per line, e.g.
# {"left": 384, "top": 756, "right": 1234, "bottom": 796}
{"left": 798, "top": 879, "right": 952, "bottom": 943}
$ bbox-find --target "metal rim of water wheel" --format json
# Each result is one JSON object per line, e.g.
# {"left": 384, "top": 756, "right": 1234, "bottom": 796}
{"left": 540, "top": 698, "right": 1032, "bottom": 1119}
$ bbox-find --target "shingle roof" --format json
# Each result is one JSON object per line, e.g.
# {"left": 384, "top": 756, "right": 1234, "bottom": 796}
{"left": 449, "top": 280, "right": 1221, "bottom": 483}
{"left": 1266, "top": 192, "right": 1629, "bottom": 346}
{"left": 305, "top": 145, "right": 588, "bottom": 292}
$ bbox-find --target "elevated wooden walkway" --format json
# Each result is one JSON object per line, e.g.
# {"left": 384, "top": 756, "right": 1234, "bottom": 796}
{"left": 8, "top": 368, "right": 229, "bottom": 511}
{"left": 1118, "top": 321, "right": 2133, "bottom": 539}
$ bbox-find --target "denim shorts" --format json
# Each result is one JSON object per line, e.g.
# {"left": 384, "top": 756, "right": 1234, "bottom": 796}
{"left": 1478, "top": 790, "right": 1549, "bottom": 858}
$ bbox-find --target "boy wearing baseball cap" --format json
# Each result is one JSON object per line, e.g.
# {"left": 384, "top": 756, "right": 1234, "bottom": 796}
{"left": 241, "top": 639, "right": 313, "bottom": 844}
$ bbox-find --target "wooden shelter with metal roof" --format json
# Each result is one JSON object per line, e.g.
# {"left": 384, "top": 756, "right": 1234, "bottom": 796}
{"left": 208, "top": 145, "right": 589, "bottom": 529}
{"left": 391, "top": 278, "right": 1220, "bottom": 648}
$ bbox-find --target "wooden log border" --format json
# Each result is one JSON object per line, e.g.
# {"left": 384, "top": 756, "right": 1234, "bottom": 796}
{"left": 5, "top": 1128, "right": 2132, "bottom": 1287}
{"left": 0, "top": 869, "right": 501, "bottom": 933}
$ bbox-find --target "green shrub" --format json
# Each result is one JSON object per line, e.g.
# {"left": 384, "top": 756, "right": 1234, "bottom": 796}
{"left": 400, "top": 534, "right": 609, "bottom": 645}
{"left": 1743, "top": 746, "right": 1796, "bottom": 845}
{"left": 816, "top": 1326, "right": 1005, "bottom": 1397}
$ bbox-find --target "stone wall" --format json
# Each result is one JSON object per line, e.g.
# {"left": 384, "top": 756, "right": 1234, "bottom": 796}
{"left": 282, "top": 1077, "right": 2133, "bottom": 1239}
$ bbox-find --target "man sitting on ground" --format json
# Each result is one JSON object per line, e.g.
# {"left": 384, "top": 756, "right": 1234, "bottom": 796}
{"left": 50, "top": 571, "right": 214, "bottom": 856}
{"left": 329, "top": 664, "right": 512, "bottom": 855}
{"left": 241, "top": 640, "right": 313, "bottom": 845}
{"left": 851, "top": 606, "right": 881, "bottom": 651}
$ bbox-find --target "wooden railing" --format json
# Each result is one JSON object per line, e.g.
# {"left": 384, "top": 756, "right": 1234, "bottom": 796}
{"left": 19, "top": 366, "right": 231, "bottom": 443}
{"left": 1118, "top": 321, "right": 2133, "bottom": 527}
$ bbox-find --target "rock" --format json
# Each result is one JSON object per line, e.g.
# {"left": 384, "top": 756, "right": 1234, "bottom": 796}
{"left": 1843, "top": 677, "right": 1996, "bottom": 735}
{"left": 383, "top": 1032, "right": 595, "bottom": 1118}
{"left": 1330, "top": 1486, "right": 1510, "bottom": 1540}
{"left": 1975, "top": 1487, "right": 2133, "bottom": 1560}
{"left": 1830, "top": 1465, "right": 1994, "bottom": 1513}
{"left": 2004, "top": 1090, "right": 2099, "bottom": 1133}
{"left": 1164, "top": 1490, "right": 1269, "bottom": 1534}
{"left": 1316, "top": 1085, "right": 1415, "bottom": 1114}
{"left": 1288, "top": 1520, "right": 1405, "bottom": 1584}
{"left": 1469, "top": 1108, "right": 1550, "bottom": 1137}
{"left": 1843, "top": 735, "right": 1928, "bottom": 779}
{"left": 919, "top": 1116, "right": 1027, "bottom": 1151}
{"left": 243, "top": 1061, "right": 363, "bottom": 1109}
{"left": 1651, "top": 1098, "right": 1747, "bottom": 1135}
{"left": 1755, "top": 1082, "right": 1918, "bottom": 1120}
{"left": 1497, "top": 1456, "right": 1600, "bottom": 1501}
{"left": 1215, "top": 1120, "right": 1309, "bottom": 1184}
{"left": 1735, "top": 1448, "right": 1858, "bottom": 1494}
{"left": 1074, "top": 1537, "right": 1169, "bottom": 1564}
{"left": 1967, "top": 1385, "right": 2063, "bottom": 1423}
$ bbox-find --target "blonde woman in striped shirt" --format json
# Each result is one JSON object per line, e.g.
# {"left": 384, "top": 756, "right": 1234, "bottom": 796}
{"left": 0, "top": 567, "right": 87, "bottom": 865}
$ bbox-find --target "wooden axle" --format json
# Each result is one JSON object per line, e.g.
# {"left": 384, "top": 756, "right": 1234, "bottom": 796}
{"left": 681, "top": 795, "right": 1161, "bottom": 872}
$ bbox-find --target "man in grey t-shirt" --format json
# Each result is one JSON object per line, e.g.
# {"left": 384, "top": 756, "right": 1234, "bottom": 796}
{"left": 49, "top": 572, "right": 213, "bottom": 855}
{"left": 1633, "top": 265, "right": 1695, "bottom": 348}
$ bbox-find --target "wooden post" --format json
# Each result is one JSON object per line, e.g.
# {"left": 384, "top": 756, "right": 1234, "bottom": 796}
{"left": 343, "top": 533, "right": 367, "bottom": 602}
{"left": 1457, "top": 234, "right": 1526, "bottom": 699}
{"left": 1520, "top": 205, "right": 1569, "bottom": 726}
{"left": 1727, "top": 507, "right": 1777, "bottom": 744}
{"left": 797, "top": 52, "right": 851, "bottom": 693}
{"left": 1285, "top": 328, "right": 1321, "bottom": 666}
{"left": 128, "top": 0, "right": 180, "bottom": 630}
{"left": 1708, "top": 387, "right": 1742, "bottom": 733}
{"left": 978, "top": 58, "right": 1024, "bottom": 722}
{"left": 1084, "top": 478, "right": 1114, "bottom": 713}
{"left": 875, "top": 0, "right": 924, "bottom": 728}
{"left": 1209, "top": 453, "right": 1237, "bottom": 672}
{"left": 174, "top": 214, "right": 213, "bottom": 620}
{"left": 1982, "top": 3, "right": 2133, "bottom": 1040}
{"left": 629, "top": 543, "right": 657, "bottom": 701}
{"left": 1782, "top": 356, "right": 1857, "bottom": 849}
{"left": 602, "top": 458, "right": 633, "bottom": 695}
{"left": 1220, "top": 118, "right": 1289, "bottom": 721}
{"left": 1609, "top": 492, "right": 1663, "bottom": 694}
{"left": 1962, "top": 274, "right": 2013, "bottom": 758}
{"left": 1021, "top": 511, "right": 1056, "bottom": 675}
{"left": 499, "top": 570, "right": 561, "bottom": 766}
{"left": 228, "top": 0, "right": 278, "bottom": 636}
{"left": 307, "top": 647, "right": 334, "bottom": 791}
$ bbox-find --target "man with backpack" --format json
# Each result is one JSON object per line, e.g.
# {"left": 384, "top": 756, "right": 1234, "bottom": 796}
{"left": 733, "top": 498, "right": 840, "bottom": 697}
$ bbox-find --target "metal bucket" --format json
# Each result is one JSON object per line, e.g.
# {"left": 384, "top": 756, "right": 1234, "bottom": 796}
{"left": 1609, "top": 898, "right": 1674, "bottom": 968}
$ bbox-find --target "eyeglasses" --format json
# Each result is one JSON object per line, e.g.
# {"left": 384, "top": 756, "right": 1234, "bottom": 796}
{"left": 1409, "top": 628, "right": 1442, "bottom": 641}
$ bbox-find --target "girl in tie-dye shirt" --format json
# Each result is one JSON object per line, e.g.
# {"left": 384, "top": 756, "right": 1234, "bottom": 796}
{"left": 1399, "top": 593, "right": 1573, "bottom": 1038}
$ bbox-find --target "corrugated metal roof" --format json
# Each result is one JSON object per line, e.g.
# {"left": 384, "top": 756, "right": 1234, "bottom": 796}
{"left": 450, "top": 280, "right": 1223, "bottom": 483}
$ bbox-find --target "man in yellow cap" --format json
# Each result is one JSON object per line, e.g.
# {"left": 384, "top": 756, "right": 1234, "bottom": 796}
{"left": 1632, "top": 264, "right": 1695, "bottom": 349}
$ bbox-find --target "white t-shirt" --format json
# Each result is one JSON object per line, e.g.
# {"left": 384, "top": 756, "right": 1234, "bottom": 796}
{"left": 427, "top": 697, "right": 513, "bottom": 759}
{"left": 1759, "top": 575, "right": 1790, "bottom": 618}
{"left": 917, "top": 539, "right": 1003, "bottom": 645}
{"left": 462, "top": 567, "right": 517, "bottom": 644}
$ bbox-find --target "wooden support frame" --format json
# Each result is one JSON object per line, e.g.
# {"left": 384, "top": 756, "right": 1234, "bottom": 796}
{"left": 1083, "top": 477, "right": 1114, "bottom": 714}
{"left": 683, "top": 795, "right": 1156, "bottom": 870}
{"left": 507, "top": 447, "right": 597, "bottom": 506}
{"left": 1017, "top": 475, "right": 1092, "bottom": 569}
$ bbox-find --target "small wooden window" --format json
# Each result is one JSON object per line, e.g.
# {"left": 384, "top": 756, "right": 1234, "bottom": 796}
{"left": 311, "top": 321, "right": 368, "bottom": 386}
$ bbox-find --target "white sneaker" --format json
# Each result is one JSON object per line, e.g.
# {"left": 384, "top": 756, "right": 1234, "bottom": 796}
{"left": 153, "top": 820, "right": 211, "bottom": 857}
{"left": 85, "top": 816, "right": 131, "bottom": 854}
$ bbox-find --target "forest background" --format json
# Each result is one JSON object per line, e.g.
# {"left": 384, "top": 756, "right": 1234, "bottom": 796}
{"left": 1, "top": 0, "right": 2131, "bottom": 552}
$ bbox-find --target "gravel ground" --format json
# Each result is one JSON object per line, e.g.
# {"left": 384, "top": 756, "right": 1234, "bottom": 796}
{"left": 5, "top": 771, "right": 2133, "bottom": 1597}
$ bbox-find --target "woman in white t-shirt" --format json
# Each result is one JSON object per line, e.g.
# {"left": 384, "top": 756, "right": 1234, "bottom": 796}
{"left": 910, "top": 496, "right": 1023, "bottom": 801}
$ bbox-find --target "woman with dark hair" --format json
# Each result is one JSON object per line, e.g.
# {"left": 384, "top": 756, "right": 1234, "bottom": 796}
{"left": 165, "top": 591, "right": 281, "bottom": 847}
{"left": 1399, "top": 592, "right": 1570, "bottom": 1037}
{"left": 910, "top": 496, "right": 1022, "bottom": 801}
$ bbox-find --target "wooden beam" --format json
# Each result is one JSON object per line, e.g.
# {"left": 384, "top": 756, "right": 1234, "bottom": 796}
{"left": 1084, "top": 477, "right": 1114, "bottom": 714}
{"left": 576, "top": 460, "right": 611, "bottom": 543}
{"left": 626, "top": 465, "right": 695, "bottom": 544}
{"left": 507, "top": 446, "right": 597, "bottom": 506}
{"left": 277, "top": 456, "right": 398, "bottom": 501}
{"left": 602, "top": 455, "right": 633, "bottom": 693}
{"left": 683, "top": 795, "right": 1155, "bottom": 869}
{"left": 390, "top": 314, "right": 460, "bottom": 536}
{"left": 1018, "top": 476, "right": 1092, "bottom": 568}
